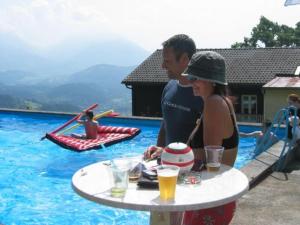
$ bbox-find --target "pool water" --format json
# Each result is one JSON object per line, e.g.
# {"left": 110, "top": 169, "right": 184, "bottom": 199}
{"left": 0, "top": 112, "right": 259, "bottom": 225}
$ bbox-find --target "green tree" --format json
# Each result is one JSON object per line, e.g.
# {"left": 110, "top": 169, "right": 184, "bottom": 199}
{"left": 232, "top": 16, "right": 300, "bottom": 48}
{"left": 295, "top": 22, "right": 300, "bottom": 46}
{"left": 231, "top": 37, "right": 251, "bottom": 48}
{"left": 277, "top": 24, "right": 295, "bottom": 47}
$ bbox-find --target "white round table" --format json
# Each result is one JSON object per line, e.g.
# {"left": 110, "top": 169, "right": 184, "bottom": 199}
{"left": 72, "top": 162, "right": 248, "bottom": 225}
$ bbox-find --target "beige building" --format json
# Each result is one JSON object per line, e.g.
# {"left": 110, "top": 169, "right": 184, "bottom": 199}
{"left": 263, "top": 76, "right": 300, "bottom": 121}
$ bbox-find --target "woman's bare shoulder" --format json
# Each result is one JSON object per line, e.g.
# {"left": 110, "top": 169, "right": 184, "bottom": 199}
{"left": 206, "top": 95, "right": 227, "bottom": 109}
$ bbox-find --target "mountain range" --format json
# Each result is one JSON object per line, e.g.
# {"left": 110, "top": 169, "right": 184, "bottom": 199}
{"left": 0, "top": 32, "right": 150, "bottom": 115}
{"left": 0, "top": 32, "right": 149, "bottom": 75}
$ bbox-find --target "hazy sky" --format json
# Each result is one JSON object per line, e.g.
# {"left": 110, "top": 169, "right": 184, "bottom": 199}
{"left": 0, "top": 0, "right": 299, "bottom": 52}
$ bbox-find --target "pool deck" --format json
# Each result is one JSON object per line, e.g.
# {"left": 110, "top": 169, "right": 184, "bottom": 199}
{"left": 231, "top": 141, "right": 300, "bottom": 225}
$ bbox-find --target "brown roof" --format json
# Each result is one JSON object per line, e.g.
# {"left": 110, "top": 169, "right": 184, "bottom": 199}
{"left": 263, "top": 77, "right": 300, "bottom": 88}
{"left": 122, "top": 47, "right": 300, "bottom": 86}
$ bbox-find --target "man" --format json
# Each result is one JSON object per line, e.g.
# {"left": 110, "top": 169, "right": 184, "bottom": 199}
{"left": 145, "top": 34, "right": 203, "bottom": 159}
{"left": 144, "top": 34, "right": 204, "bottom": 225}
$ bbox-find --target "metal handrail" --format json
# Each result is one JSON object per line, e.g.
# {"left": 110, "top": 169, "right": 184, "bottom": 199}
{"left": 254, "top": 106, "right": 298, "bottom": 171}
{"left": 254, "top": 108, "right": 284, "bottom": 154}
{"left": 276, "top": 106, "right": 298, "bottom": 171}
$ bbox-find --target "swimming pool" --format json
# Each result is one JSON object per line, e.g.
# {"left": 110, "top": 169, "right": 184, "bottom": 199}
{"left": 0, "top": 111, "right": 259, "bottom": 225}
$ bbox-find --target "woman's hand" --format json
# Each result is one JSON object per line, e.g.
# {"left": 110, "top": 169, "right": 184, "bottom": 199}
{"left": 143, "top": 145, "right": 163, "bottom": 160}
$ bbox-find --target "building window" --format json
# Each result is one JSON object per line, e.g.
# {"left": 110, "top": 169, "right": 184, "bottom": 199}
{"left": 241, "top": 95, "right": 257, "bottom": 114}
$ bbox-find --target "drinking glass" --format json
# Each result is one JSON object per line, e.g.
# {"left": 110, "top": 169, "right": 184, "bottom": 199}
{"left": 156, "top": 165, "right": 180, "bottom": 201}
{"left": 204, "top": 145, "right": 224, "bottom": 172}
{"left": 127, "top": 155, "right": 143, "bottom": 181}
{"left": 110, "top": 158, "right": 131, "bottom": 197}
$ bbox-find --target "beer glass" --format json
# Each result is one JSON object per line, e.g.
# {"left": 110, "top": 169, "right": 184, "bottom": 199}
{"left": 156, "top": 165, "right": 180, "bottom": 201}
{"left": 204, "top": 145, "right": 224, "bottom": 172}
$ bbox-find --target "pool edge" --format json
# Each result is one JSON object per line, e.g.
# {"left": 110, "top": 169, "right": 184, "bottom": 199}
{"left": 239, "top": 140, "right": 288, "bottom": 189}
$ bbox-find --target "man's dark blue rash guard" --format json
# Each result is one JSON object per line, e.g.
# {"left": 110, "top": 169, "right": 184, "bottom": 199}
{"left": 161, "top": 79, "right": 203, "bottom": 145}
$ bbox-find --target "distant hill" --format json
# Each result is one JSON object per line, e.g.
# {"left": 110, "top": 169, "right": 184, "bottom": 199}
{"left": 0, "top": 64, "right": 134, "bottom": 115}
{"left": 43, "top": 38, "right": 149, "bottom": 75}
{"left": 0, "top": 94, "right": 25, "bottom": 108}
{"left": 51, "top": 64, "right": 134, "bottom": 114}
{"left": 46, "top": 83, "right": 107, "bottom": 107}
{"left": 0, "top": 83, "right": 81, "bottom": 112}
{"left": 0, "top": 32, "right": 145, "bottom": 114}
{"left": 0, "top": 70, "right": 39, "bottom": 85}
{"left": 68, "top": 64, "right": 134, "bottom": 86}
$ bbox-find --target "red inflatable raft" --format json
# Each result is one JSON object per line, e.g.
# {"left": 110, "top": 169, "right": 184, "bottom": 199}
{"left": 46, "top": 125, "right": 140, "bottom": 151}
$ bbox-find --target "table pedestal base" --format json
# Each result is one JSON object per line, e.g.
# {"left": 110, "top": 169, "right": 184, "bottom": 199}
{"left": 150, "top": 211, "right": 183, "bottom": 225}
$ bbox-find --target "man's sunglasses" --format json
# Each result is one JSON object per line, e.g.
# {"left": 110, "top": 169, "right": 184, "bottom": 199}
{"left": 186, "top": 75, "right": 201, "bottom": 81}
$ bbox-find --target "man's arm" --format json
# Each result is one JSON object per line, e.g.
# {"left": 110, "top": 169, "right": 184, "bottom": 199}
{"left": 144, "top": 121, "right": 165, "bottom": 160}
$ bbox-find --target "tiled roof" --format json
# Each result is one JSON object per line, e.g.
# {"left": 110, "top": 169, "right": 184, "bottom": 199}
{"left": 122, "top": 48, "right": 300, "bottom": 85}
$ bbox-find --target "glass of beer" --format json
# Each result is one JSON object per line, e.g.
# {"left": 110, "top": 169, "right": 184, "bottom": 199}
{"left": 204, "top": 145, "right": 224, "bottom": 172}
{"left": 156, "top": 165, "right": 180, "bottom": 201}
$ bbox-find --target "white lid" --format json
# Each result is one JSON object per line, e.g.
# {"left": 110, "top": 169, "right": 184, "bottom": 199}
{"left": 167, "top": 142, "right": 188, "bottom": 150}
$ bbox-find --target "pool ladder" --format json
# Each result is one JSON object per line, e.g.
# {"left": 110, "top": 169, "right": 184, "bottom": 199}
{"left": 255, "top": 106, "right": 298, "bottom": 171}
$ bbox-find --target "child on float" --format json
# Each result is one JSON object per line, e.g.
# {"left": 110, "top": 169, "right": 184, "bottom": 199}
{"left": 72, "top": 110, "right": 99, "bottom": 139}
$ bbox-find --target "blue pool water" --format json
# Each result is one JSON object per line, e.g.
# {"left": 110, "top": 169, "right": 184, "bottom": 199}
{"left": 0, "top": 111, "right": 260, "bottom": 225}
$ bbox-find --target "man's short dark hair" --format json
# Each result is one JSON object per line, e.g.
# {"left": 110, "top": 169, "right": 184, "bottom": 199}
{"left": 162, "top": 34, "right": 196, "bottom": 61}
{"left": 86, "top": 111, "right": 94, "bottom": 119}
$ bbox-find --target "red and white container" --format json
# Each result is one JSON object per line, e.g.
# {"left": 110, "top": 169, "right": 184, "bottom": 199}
{"left": 161, "top": 142, "right": 194, "bottom": 173}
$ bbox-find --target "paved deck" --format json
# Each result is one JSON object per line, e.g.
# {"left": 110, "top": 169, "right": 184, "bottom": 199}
{"left": 231, "top": 142, "right": 300, "bottom": 225}
{"left": 231, "top": 170, "right": 300, "bottom": 225}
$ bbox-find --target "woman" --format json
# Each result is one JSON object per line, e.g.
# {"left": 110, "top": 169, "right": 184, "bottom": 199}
{"left": 181, "top": 51, "right": 239, "bottom": 225}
